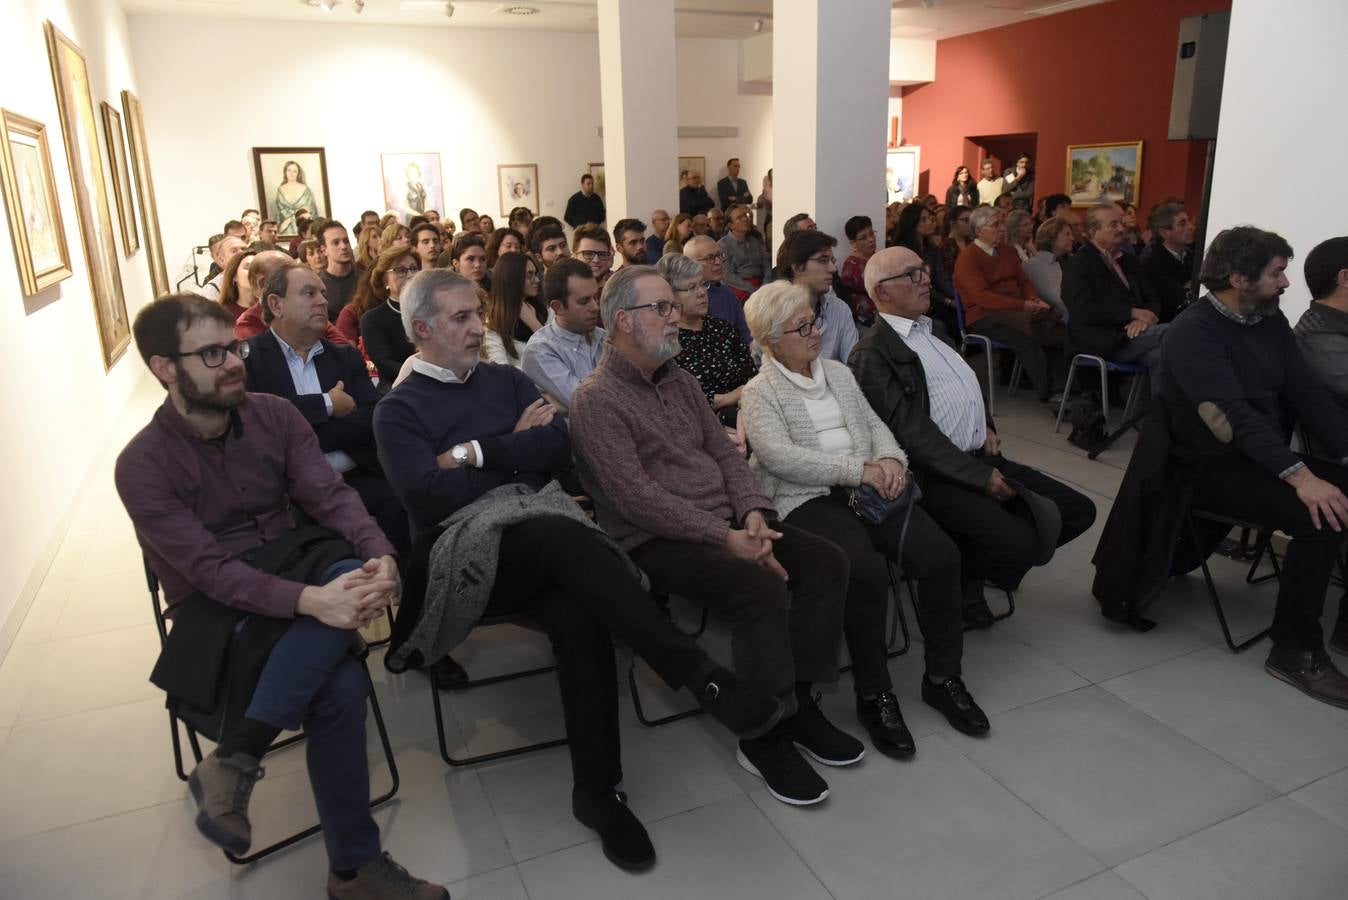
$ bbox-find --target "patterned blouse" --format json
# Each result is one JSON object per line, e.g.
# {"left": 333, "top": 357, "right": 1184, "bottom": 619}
{"left": 676, "top": 314, "right": 758, "bottom": 409}
{"left": 840, "top": 254, "right": 876, "bottom": 327}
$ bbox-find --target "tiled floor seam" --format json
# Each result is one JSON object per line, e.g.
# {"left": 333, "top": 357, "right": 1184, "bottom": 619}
{"left": 741, "top": 790, "right": 842, "bottom": 900}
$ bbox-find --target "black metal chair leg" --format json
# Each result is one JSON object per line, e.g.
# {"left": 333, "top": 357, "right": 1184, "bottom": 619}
{"left": 627, "top": 666, "right": 704, "bottom": 727}
{"left": 1245, "top": 532, "right": 1282, "bottom": 585}
{"left": 1189, "top": 517, "right": 1272, "bottom": 653}
{"left": 992, "top": 590, "right": 1016, "bottom": 622}
{"left": 432, "top": 666, "right": 567, "bottom": 767}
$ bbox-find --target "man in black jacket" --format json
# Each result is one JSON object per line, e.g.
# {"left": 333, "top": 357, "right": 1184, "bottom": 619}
{"left": 849, "top": 247, "right": 1096, "bottom": 627}
{"left": 716, "top": 157, "right": 753, "bottom": 210}
{"left": 1062, "top": 203, "right": 1168, "bottom": 391}
{"left": 563, "top": 173, "right": 606, "bottom": 229}
{"left": 679, "top": 170, "right": 715, "bottom": 217}
{"left": 1139, "top": 201, "right": 1195, "bottom": 321}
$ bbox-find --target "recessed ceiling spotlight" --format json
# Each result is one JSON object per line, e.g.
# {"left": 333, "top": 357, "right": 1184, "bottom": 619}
{"left": 752, "top": 17, "right": 763, "bottom": 32}
{"left": 501, "top": 5, "right": 540, "bottom": 14}
{"left": 445, "top": 1, "right": 455, "bottom": 17}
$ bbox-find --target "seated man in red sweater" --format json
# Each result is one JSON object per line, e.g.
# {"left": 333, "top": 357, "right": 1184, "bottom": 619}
{"left": 235, "top": 250, "right": 350, "bottom": 346}
{"left": 570, "top": 265, "right": 856, "bottom": 809}
{"left": 954, "top": 206, "right": 1065, "bottom": 403}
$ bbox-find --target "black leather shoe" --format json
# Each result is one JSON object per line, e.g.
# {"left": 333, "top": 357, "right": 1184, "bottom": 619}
{"left": 423, "top": 654, "right": 469, "bottom": 691}
{"left": 696, "top": 666, "right": 784, "bottom": 740}
{"left": 856, "top": 691, "right": 915, "bottom": 760}
{"left": 1265, "top": 645, "right": 1348, "bottom": 710}
{"left": 921, "top": 676, "right": 990, "bottom": 736}
{"left": 962, "top": 598, "right": 996, "bottom": 631}
{"left": 572, "top": 788, "right": 655, "bottom": 872}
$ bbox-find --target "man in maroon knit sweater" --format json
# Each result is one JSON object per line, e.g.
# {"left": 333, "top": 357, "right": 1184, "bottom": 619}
{"left": 954, "top": 206, "right": 1065, "bottom": 402}
{"left": 570, "top": 265, "right": 856, "bottom": 809}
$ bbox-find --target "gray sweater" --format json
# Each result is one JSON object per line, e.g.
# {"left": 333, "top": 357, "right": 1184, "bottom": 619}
{"left": 741, "top": 357, "right": 907, "bottom": 518}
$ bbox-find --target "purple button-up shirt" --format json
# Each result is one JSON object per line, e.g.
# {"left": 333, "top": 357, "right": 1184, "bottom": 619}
{"left": 115, "top": 393, "right": 395, "bottom": 617}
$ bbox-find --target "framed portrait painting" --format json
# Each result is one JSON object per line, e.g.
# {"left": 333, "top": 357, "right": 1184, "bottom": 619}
{"left": 678, "top": 156, "right": 705, "bottom": 189}
{"left": 1066, "top": 141, "right": 1143, "bottom": 207}
{"left": 45, "top": 22, "right": 130, "bottom": 370}
{"left": 0, "top": 109, "right": 72, "bottom": 296}
{"left": 99, "top": 101, "right": 139, "bottom": 257}
{"left": 588, "top": 162, "right": 605, "bottom": 204}
{"left": 121, "top": 91, "right": 168, "bottom": 297}
{"left": 381, "top": 152, "right": 443, "bottom": 223}
{"left": 253, "top": 146, "right": 331, "bottom": 238}
{"left": 886, "top": 146, "right": 921, "bottom": 203}
{"left": 497, "top": 163, "right": 538, "bottom": 217}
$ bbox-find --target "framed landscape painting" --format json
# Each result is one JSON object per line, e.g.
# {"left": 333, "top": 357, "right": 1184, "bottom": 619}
{"left": 45, "top": 21, "right": 130, "bottom": 370}
{"left": 0, "top": 109, "right": 72, "bottom": 295}
{"left": 886, "top": 146, "right": 921, "bottom": 203}
{"left": 1067, "top": 141, "right": 1143, "bottom": 207}
{"left": 497, "top": 163, "right": 538, "bottom": 216}
{"left": 381, "top": 152, "right": 443, "bottom": 223}
{"left": 99, "top": 101, "right": 139, "bottom": 256}
{"left": 121, "top": 91, "right": 168, "bottom": 297}
{"left": 253, "top": 146, "right": 331, "bottom": 237}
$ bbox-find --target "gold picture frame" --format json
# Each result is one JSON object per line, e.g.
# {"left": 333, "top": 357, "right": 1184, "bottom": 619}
{"left": 121, "top": 90, "right": 169, "bottom": 297}
{"left": 45, "top": 21, "right": 130, "bottom": 369}
{"left": 100, "top": 101, "right": 139, "bottom": 257}
{"left": 0, "top": 109, "right": 72, "bottom": 295}
{"left": 1066, "top": 141, "right": 1143, "bottom": 208}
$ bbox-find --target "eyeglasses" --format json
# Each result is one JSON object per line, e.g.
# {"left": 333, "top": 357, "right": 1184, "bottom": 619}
{"left": 390, "top": 265, "right": 420, "bottom": 278}
{"left": 807, "top": 255, "right": 837, "bottom": 268}
{"left": 672, "top": 281, "right": 711, "bottom": 295}
{"left": 172, "top": 340, "right": 250, "bottom": 368}
{"left": 877, "top": 265, "right": 931, "bottom": 286}
{"left": 785, "top": 317, "right": 820, "bottom": 338}
{"left": 577, "top": 250, "right": 614, "bottom": 261}
{"left": 623, "top": 300, "right": 684, "bottom": 318}
{"left": 694, "top": 251, "right": 726, "bottom": 263}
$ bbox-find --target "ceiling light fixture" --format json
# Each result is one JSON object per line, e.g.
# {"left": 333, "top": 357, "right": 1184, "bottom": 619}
{"left": 319, "top": 0, "right": 338, "bottom": 11}
{"left": 752, "top": 17, "right": 764, "bottom": 32}
{"left": 444, "top": 1, "right": 455, "bottom": 17}
{"left": 354, "top": 0, "right": 365, "bottom": 11}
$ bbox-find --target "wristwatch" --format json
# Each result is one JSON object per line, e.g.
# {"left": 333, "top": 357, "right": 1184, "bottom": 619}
{"left": 451, "top": 444, "right": 470, "bottom": 466}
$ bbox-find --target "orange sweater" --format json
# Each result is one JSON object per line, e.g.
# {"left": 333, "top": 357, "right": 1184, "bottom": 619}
{"left": 953, "top": 243, "right": 1038, "bottom": 326}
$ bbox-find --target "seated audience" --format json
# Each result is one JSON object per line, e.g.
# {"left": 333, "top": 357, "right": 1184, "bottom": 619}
{"left": 741, "top": 281, "right": 987, "bottom": 754}
{"left": 484, "top": 227, "right": 524, "bottom": 272}
{"left": 448, "top": 233, "right": 489, "bottom": 290}
{"left": 717, "top": 157, "right": 754, "bottom": 210}
{"left": 569, "top": 265, "right": 856, "bottom": 807}
{"left": 1005, "top": 210, "right": 1035, "bottom": 262}
{"left": 240, "top": 208, "right": 260, "bottom": 243}
{"left": 646, "top": 210, "right": 671, "bottom": 263}
{"left": 679, "top": 170, "right": 715, "bottom": 217}
{"left": 707, "top": 206, "right": 727, "bottom": 240}
{"left": 946, "top": 166, "right": 978, "bottom": 209}
{"left": 217, "top": 248, "right": 258, "bottom": 321}
{"left": 458, "top": 208, "right": 480, "bottom": 234}
{"left": 840, "top": 216, "right": 879, "bottom": 327}
{"left": 478, "top": 214, "right": 495, "bottom": 234}
{"left": 373, "top": 269, "right": 782, "bottom": 871}
{"left": 757, "top": 168, "right": 772, "bottom": 235}
{"left": 1023, "top": 218, "right": 1076, "bottom": 317}
{"left": 719, "top": 204, "right": 771, "bottom": 298}
{"left": 355, "top": 222, "right": 381, "bottom": 271}
{"left": 520, "top": 258, "right": 604, "bottom": 411}
{"left": 258, "top": 219, "right": 279, "bottom": 245}
{"left": 1139, "top": 201, "right": 1196, "bottom": 321}
{"left": 573, "top": 222, "right": 616, "bottom": 289}
{"left": 115, "top": 295, "right": 445, "bottom": 900}
{"left": 976, "top": 159, "right": 1004, "bottom": 206}
{"left": 235, "top": 251, "right": 350, "bottom": 346}
{"left": 1099, "top": 227, "right": 1348, "bottom": 705}
{"left": 850, "top": 247, "right": 1096, "bottom": 628}
{"left": 663, "top": 213, "right": 694, "bottom": 257}
{"left": 409, "top": 222, "right": 442, "bottom": 275}
{"left": 301, "top": 238, "right": 325, "bottom": 273}
{"left": 381, "top": 223, "right": 411, "bottom": 252}
{"left": 357, "top": 209, "right": 381, "bottom": 237}
{"left": 1118, "top": 203, "right": 1144, "bottom": 254}
{"left": 893, "top": 204, "right": 957, "bottom": 338}
{"left": 244, "top": 263, "right": 410, "bottom": 558}
{"left": 423, "top": 209, "right": 440, "bottom": 225}
{"left": 563, "top": 173, "right": 605, "bottom": 228}
{"left": 1061, "top": 203, "right": 1167, "bottom": 392}
{"left": 953, "top": 206, "right": 1065, "bottom": 403}
{"left": 198, "top": 233, "right": 246, "bottom": 301}
{"left": 319, "top": 221, "right": 360, "bottom": 323}
{"left": 782, "top": 212, "right": 815, "bottom": 240}
{"left": 683, "top": 235, "right": 751, "bottom": 344}
{"left": 483, "top": 251, "right": 546, "bottom": 368}
{"left": 613, "top": 218, "right": 649, "bottom": 269}
{"left": 1294, "top": 236, "right": 1348, "bottom": 412}
{"left": 994, "top": 194, "right": 1015, "bottom": 213}
{"left": 657, "top": 254, "right": 757, "bottom": 425}
{"left": 940, "top": 205, "right": 973, "bottom": 282}
{"left": 359, "top": 247, "right": 420, "bottom": 386}
{"left": 529, "top": 222, "right": 571, "bottom": 269}
{"left": 776, "top": 230, "right": 859, "bottom": 363}
{"left": 1044, "top": 193, "right": 1073, "bottom": 222}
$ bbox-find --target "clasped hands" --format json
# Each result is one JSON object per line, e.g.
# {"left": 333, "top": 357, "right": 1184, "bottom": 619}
{"left": 861, "top": 457, "right": 907, "bottom": 500}
{"left": 297, "top": 555, "right": 400, "bottom": 631}
{"left": 725, "top": 510, "right": 788, "bottom": 581}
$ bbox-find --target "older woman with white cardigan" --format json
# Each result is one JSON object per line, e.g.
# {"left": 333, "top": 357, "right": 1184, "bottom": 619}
{"left": 741, "top": 282, "right": 988, "bottom": 758}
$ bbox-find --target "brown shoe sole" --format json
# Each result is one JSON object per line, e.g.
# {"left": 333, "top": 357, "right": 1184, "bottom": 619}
{"left": 1264, "top": 662, "right": 1348, "bottom": 710}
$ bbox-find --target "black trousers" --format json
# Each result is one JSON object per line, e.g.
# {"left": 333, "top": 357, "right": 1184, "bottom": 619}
{"left": 787, "top": 490, "right": 964, "bottom": 691}
{"left": 630, "top": 521, "right": 849, "bottom": 718}
{"left": 968, "top": 309, "right": 1066, "bottom": 401}
{"left": 407, "top": 516, "right": 712, "bottom": 792}
{"left": 920, "top": 455, "right": 1097, "bottom": 593}
{"left": 1191, "top": 455, "right": 1348, "bottom": 652}
{"left": 345, "top": 470, "right": 411, "bottom": 559}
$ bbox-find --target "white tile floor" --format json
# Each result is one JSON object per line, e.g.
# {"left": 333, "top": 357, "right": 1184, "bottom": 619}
{"left": 2, "top": 375, "right": 1348, "bottom": 899}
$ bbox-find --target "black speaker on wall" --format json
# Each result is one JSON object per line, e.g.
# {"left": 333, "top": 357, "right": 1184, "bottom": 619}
{"left": 1168, "top": 11, "right": 1230, "bottom": 141}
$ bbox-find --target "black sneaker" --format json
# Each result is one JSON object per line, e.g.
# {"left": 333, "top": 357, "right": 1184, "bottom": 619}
{"left": 696, "top": 666, "right": 784, "bottom": 740}
{"left": 922, "top": 675, "right": 990, "bottom": 736}
{"left": 856, "top": 691, "right": 916, "bottom": 760}
{"left": 572, "top": 788, "right": 655, "bottom": 872}
{"left": 789, "top": 691, "right": 865, "bottom": 766}
{"left": 737, "top": 729, "right": 829, "bottom": 806}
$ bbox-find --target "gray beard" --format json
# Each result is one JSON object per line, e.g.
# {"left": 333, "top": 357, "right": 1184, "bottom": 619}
{"left": 1241, "top": 294, "right": 1281, "bottom": 318}
{"left": 650, "top": 335, "right": 681, "bottom": 362}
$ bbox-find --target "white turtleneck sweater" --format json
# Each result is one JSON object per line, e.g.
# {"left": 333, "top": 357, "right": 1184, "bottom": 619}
{"left": 772, "top": 357, "right": 855, "bottom": 457}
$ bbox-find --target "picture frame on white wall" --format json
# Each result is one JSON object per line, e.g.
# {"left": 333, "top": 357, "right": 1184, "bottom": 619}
{"left": 0, "top": 108, "right": 73, "bottom": 296}
{"left": 252, "top": 146, "right": 331, "bottom": 238}
{"left": 381, "top": 152, "right": 444, "bottom": 224}
{"left": 121, "top": 91, "right": 169, "bottom": 298}
{"left": 99, "top": 101, "right": 139, "bottom": 257}
{"left": 498, "top": 163, "right": 538, "bottom": 217}
{"left": 886, "top": 146, "right": 921, "bottom": 203}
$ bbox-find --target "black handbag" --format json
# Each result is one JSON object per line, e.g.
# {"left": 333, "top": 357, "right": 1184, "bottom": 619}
{"left": 847, "top": 478, "right": 922, "bottom": 526}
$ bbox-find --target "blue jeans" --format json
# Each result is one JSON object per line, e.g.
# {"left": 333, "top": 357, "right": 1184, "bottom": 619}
{"left": 244, "top": 559, "right": 379, "bottom": 871}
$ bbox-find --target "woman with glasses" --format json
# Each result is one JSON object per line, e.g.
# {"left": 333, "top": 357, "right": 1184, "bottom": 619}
{"left": 740, "top": 280, "right": 984, "bottom": 760}
{"left": 662, "top": 213, "right": 694, "bottom": 257}
{"left": 483, "top": 251, "right": 547, "bottom": 367}
{"left": 357, "top": 246, "right": 421, "bottom": 386}
{"left": 658, "top": 253, "right": 757, "bottom": 425}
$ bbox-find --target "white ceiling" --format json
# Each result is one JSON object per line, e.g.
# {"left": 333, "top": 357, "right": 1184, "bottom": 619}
{"left": 120, "top": 0, "right": 1111, "bottom": 41}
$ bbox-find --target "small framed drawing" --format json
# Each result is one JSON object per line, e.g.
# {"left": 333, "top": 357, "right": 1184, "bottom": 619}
{"left": 588, "top": 162, "right": 605, "bottom": 204}
{"left": 100, "top": 101, "right": 139, "bottom": 257}
{"left": 678, "top": 156, "right": 705, "bottom": 189}
{"left": 1066, "top": 141, "right": 1143, "bottom": 207}
{"left": 0, "top": 109, "right": 72, "bottom": 295}
{"left": 381, "top": 152, "right": 444, "bottom": 223}
{"left": 252, "top": 146, "right": 332, "bottom": 237}
{"left": 886, "top": 146, "right": 921, "bottom": 203}
{"left": 498, "top": 163, "right": 539, "bottom": 217}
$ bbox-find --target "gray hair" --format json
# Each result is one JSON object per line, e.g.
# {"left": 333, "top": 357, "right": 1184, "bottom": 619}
{"left": 744, "top": 281, "right": 812, "bottom": 356}
{"left": 655, "top": 252, "right": 701, "bottom": 287}
{"left": 1083, "top": 203, "right": 1119, "bottom": 236}
{"left": 968, "top": 205, "right": 999, "bottom": 235}
{"left": 1148, "top": 201, "right": 1185, "bottom": 233}
{"left": 599, "top": 264, "right": 662, "bottom": 332}
{"left": 1005, "top": 209, "right": 1032, "bottom": 243}
{"left": 782, "top": 212, "right": 812, "bottom": 237}
{"left": 401, "top": 268, "right": 474, "bottom": 343}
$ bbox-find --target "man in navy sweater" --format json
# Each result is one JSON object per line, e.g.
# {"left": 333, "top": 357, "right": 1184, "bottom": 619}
{"left": 1164, "top": 226, "right": 1348, "bottom": 708}
{"left": 372, "top": 270, "right": 782, "bottom": 873}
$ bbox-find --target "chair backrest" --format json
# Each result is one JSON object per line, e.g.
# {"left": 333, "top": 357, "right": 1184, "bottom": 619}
{"left": 952, "top": 289, "right": 968, "bottom": 337}
{"left": 144, "top": 554, "right": 171, "bottom": 648}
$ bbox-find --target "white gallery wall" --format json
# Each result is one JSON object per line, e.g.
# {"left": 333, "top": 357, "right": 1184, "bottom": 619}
{"left": 126, "top": 15, "right": 773, "bottom": 279}
{"left": 0, "top": 0, "right": 154, "bottom": 636}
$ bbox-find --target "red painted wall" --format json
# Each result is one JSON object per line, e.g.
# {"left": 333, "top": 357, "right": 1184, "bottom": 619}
{"left": 901, "top": 0, "right": 1231, "bottom": 212}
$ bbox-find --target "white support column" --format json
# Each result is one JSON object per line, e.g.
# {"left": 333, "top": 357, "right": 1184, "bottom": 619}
{"left": 598, "top": 0, "right": 677, "bottom": 227}
{"left": 772, "top": 0, "right": 891, "bottom": 256}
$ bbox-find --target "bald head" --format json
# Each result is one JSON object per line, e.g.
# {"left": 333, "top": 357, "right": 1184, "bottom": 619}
{"left": 248, "top": 250, "right": 294, "bottom": 298}
{"left": 864, "top": 246, "right": 929, "bottom": 319}
{"left": 683, "top": 234, "right": 724, "bottom": 282}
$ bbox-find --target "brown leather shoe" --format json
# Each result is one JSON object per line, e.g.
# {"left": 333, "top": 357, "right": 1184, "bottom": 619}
{"left": 327, "top": 852, "right": 449, "bottom": 899}
{"left": 187, "top": 751, "right": 263, "bottom": 856}
{"left": 1265, "top": 645, "right": 1348, "bottom": 710}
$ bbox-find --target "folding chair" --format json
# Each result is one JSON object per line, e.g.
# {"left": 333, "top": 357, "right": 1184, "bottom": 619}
{"left": 145, "top": 558, "right": 400, "bottom": 865}
{"left": 1184, "top": 510, "right": 1275, "bottom": 653}
{"left": 1053, "top": 354, "right": 1147, "bottom": 433}
{"left": 954, "top": 290, "right": 1024, "bottom": 417}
